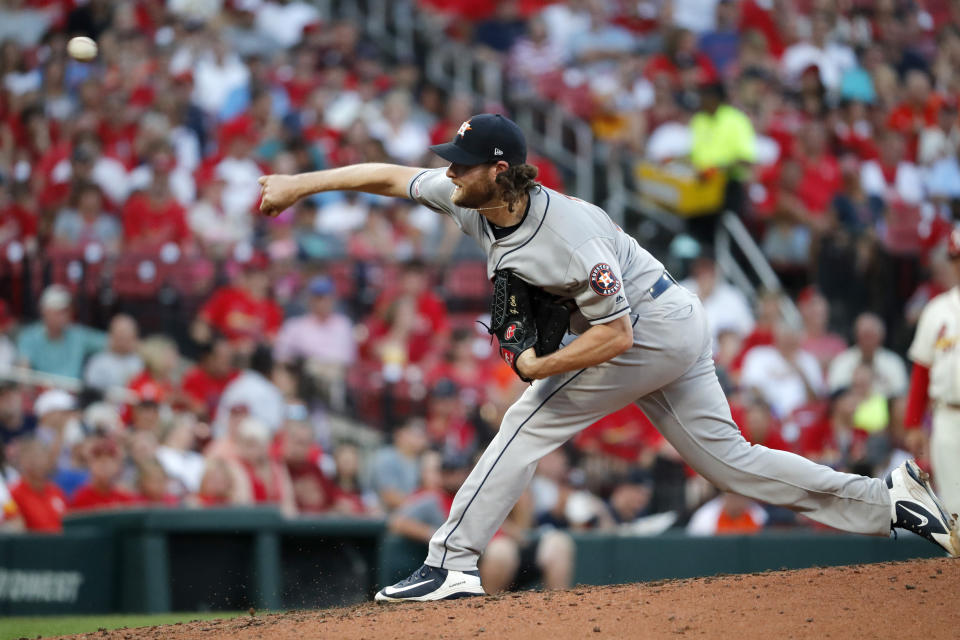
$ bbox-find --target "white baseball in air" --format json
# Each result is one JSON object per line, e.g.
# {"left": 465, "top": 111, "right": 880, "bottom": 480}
{"left": 67, "top": 36, "right": 98, "bottom": 62}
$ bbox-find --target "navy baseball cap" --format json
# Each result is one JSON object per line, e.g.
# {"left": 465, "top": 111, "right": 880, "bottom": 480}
{"left": 430, "top": 113, "right": 527, "bottom": 166}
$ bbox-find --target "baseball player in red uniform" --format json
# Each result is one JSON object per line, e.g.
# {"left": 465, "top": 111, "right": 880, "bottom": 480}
{"left": 905, "top": 229, "right": 960, "bottom": 517}
{"left": 259, "top": 114, "right": 959, "bottom": 603}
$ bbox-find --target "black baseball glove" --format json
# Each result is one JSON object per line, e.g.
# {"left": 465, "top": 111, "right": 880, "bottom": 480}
{"left": 488, "top": 270, "right": 570, "bottom": 382}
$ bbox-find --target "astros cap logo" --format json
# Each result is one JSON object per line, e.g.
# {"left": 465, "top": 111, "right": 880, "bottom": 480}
{"left": 457, "top": 120, "right": 472, "bottom": 137}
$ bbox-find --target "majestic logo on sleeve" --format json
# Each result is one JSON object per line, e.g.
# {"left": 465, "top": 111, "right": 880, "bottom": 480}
{"left": 589, "top": 263, "right": 621, "bottom": 296}
{"left": 457, "top": 121, "right": 472, "bottom": 137}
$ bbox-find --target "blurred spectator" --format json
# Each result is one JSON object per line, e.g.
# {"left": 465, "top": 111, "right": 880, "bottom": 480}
{"left": 780, "top": 11, "right": 856, "bottom": 94}
{"left": 189, "top": 457, "right": 240, "bottom": 507}
{"left": 0, "top": 301, "right": 15, "bottom": 372}
{"left": 732, "top": 395, "right": 792, "bottom": 451}
{"left": 70, "top": 438, "right": 137, "bottom": 511}
{"left": 121, "top": 153, "right": 192, "bottom": 250}
{"left": 698, "top": 0, "right": 741, "bottom": 78}
{"left": 193, "top": 253, "right": 284, "bottom": 350}
{"left": 83, "top": 314, "right": 143, "bottom": 392}
{"left": 274, "top": 275, "right": 356, "bottom": 368}
{"left": 135, "top": 459, "right": 179, "bottom": 506}
{"left": 0, "top": 472, "right": 23, "bottom": 531}
{"left": 127, "top": 334, "right": 181, "bottom": 413}
{"left": 367, "top": 90, "right": 430, "bottom": 165}
{"left": 33, "top": 388, "right": 83, "bottom": 471}
{"left": 687, "top": 492, "right": 767, "bottom": 535}
{"left": 606, "top": 468, "right": 653, "bottom": 524}
{"left": 180, "top": 335, "right": 238, "bottom": 421}
{"left": 156, "top": 415, "right": 207, "bottom": 495}
{"left": 16, "top": 285, "right": 106, "bottom": 379}
{"left": 9, "top": 438, "right": 67, "bottom": 532}
{"left": 730, "top": 289, "right": 781, "bottom": 372}
{"left": 218, "top": 415, "right": 296, "bottom": 516}
{"left": 740, "top": 321, "right": 825, "bottom": 418}
{"left": 680, "top": 254, "right": 754, "bottom": 345}
{"left": 797, "top": 288, "right": 847, "bottom": 372}
{"left": 474, "top": 1, "right": 527, "bottom": 54}
{"left": 188, "top": 167, "right": 250, "bottom": 254}
{"left": 424, "top": 378, "right": 477, "bottom": 458}
{"left": 214, "top": 345, "right": 286, "bottom": 436}
{"left": 569, "top": 0, "right": 634, "bottom": 68}
{"left": 508, "top": 15, "right": 564, "bottom": 92}
{"left": 827, "top": 313, "right": 908, "bottom": 398}
{"left": 0, "top": 382, "right": 35, "bottom": 445}
{"left": 330, "top": 443, "right": 368, "bottom": 514}
{"left": 369, "top": 418, "right": 428, "bottom": 512}
{"left": 51, "top": 182, "right": 122, "bottom": 253}
{"left": 365, "top": 260, "right": 451, "bottom": 369}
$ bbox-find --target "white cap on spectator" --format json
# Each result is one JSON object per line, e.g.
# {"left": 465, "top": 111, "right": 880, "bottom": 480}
{"left": 83, "top": 402, "right": 123, "bottom": 433}
{"left": 34, "top": 389, "right": 76, "bottom": 417}
{"left": 39, "top": 284, "right": 72, "bottom": 311}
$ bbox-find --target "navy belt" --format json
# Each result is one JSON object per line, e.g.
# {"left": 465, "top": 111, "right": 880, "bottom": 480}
{"left": 648, "top": 271, "right": 677, "bottom": 299}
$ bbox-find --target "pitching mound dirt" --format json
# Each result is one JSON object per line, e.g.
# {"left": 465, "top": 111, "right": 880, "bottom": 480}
{"left": 57, "top": 557, "right": 959, "bottom": 640}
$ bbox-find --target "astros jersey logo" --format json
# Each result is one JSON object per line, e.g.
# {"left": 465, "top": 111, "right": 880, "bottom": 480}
{"left": 457, "top": 121, "right": 472, "bottom": 137}
{"left": 589, "top": 263, "right": 621, "bottom": 296}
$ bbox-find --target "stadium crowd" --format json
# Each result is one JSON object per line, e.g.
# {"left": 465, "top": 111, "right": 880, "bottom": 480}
{"left": 0, "top": 0, "right": 957, "bottom": 562}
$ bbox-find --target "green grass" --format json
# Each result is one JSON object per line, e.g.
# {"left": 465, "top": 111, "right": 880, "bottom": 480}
{"left": 0, "top": 611, "right": 247, "bottom": 640}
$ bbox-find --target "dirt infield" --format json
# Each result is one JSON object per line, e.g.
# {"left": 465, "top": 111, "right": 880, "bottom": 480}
{"left": 57, "top": 557, "right": 959, "bottom": 640}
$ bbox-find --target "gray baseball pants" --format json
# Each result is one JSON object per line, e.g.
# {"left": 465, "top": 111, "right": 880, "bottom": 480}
{"left": 426, "top": 284, "right": 893, "bottom": 571}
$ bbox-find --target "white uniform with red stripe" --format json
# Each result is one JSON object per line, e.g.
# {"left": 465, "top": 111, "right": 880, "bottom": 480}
{"left": 908, "top": 285, "right": 960, "bottom": 515}
{"left": 407, "top": 168, "right": 892, "bottom": 572}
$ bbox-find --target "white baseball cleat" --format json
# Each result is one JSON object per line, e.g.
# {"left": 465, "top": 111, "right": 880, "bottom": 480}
{"left": 375, "top": 564, "right": 485, "bottom": 602}
{"left": 887, "top": 460, "right": 960, "bottom": 558}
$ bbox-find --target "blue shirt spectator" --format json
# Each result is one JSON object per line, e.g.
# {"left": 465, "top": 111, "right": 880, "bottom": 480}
{"left": 16, "top": 285, "right": 106, "bottom": 380}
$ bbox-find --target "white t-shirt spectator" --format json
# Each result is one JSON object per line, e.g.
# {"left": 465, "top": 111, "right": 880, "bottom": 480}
{"left": 740, "top": 345, "right": 825, "bottom": 418}
{"left": 680, "top": 277, "right": 755, "bottom": 342}
{"left": 213, "top": 370, "right": 286, "bottom": 437}
{"left": 509, "top": 36, "right": 565, "bottom": 81}
{"left": 83, "top": 351, "right": 144, "bottom": 391}
{"left": 50, "top": 155, "right": 129, "bottom": 206}
{"left": 188, "top": 198, "right": 253, "bottom": 247}
{"left": 540, "top": 2, "right": 590, "bottom": 61}
{"left": 255, "top": 1, "right": 319, "bottom": 49}
{"left": 216, "top": 156, "right": 263, "bottom": 221}
{"left": 673, "top": 0, "right": 720, "bottom": 34}
{"left": 315, "top": 197, "right": 370, "bottom": 238}
{"left": 860, "top": 160, "right": 925, "bottom": 206}
{"left": 156, "top": 445, "right": 207, "bottom": 494}
{"left": 367, "top": 119, "right": 430, "bottom": 165}
{"left": 192, "top": 51, "right": 250, "bottom": 116}
{"left": 781, "top": 41, "right": 857, "bottom": 92}
{"left": 827, "top": 347, "right": 909, "bottom": 398}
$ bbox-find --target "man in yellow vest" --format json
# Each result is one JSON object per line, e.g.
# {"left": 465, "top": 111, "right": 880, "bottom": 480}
{"left": 688, "top": 82, "right": 757, "bottom": 245}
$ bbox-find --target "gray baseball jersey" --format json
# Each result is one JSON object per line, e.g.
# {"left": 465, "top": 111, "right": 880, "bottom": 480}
{"left": 409, "top": 168, "right": 664, "bottom": 333}
{"left": 404, "top": 168, "right": 892, "bottom": 573}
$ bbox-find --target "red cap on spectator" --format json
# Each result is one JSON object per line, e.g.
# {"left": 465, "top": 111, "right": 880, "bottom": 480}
{"left": 172, "top": 70, "right": 194, "bottom": 85}
{"left": 194, "top": 164, "right": 226, "bottom": 191}
{"left": 220, "top": 115, "right": 257, "bottom": 148}
{"left": 949, "top": 227, "right": 960, "bottom": 259}
{"left": 134, "top": 381, "right": 164, "bottom": 405}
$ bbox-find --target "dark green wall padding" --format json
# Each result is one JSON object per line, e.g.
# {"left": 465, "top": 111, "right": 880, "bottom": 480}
{"left": 0, "top": 508, "right": 942, "bottom": 615}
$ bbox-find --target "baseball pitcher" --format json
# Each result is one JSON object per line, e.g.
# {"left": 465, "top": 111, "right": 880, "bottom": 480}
{"left": 258, "top": 114, "right": 959, "bottom": 603}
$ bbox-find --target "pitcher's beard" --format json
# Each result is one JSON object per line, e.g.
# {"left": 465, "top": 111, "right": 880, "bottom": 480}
{"left": 452, "top": 180, "right": 498, "bottom": 210}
